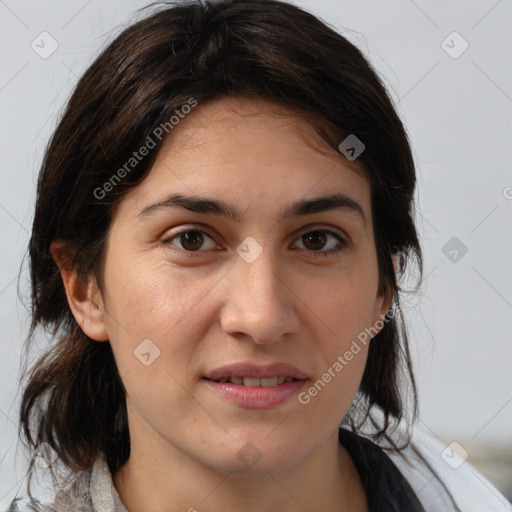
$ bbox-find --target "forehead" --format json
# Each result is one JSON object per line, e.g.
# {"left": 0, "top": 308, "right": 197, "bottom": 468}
{"left": 159, "top": 96, "right": 363, "bottom": 168}
{"left": 115, "top": 96, "right": 372, "bottom": 225}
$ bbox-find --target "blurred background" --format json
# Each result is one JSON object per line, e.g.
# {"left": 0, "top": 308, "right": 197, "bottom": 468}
{"left": 0, "top": 0, "right": 511, "bottom": 507}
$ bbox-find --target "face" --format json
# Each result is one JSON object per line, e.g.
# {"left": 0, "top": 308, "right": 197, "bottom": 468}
{"left": 72, "top": 96, "right": 391, "bottom": 475}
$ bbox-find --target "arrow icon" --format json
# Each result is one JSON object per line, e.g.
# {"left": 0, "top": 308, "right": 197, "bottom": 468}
{"left": 236, "top": 237, "right": 263, "bottom": 263}
{"left": 442, "top": 237, "right": 467, "bottom": 263}
{"left": 441, "top": 31, "right": 468, "bottom": 59}
{"left": 441, "top": 441, "right": 468, "bottom": 469}
{"left": 31, "top": 31, "right": 59, "bottom": 59}
{"left": 237, "top": 442, "right": 263, "bottom": 467}
{"left": 338, "top": 134, "right": 365, "bottom": 161}
{"left": 134, "top": 338, "right": 161, "bottom": 365}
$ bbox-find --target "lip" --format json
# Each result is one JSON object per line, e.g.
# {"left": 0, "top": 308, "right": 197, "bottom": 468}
{"left": 202, "top": 362, "right": 309, "bottom": 409}
{"left": 203, "top": 378, "right": 308, "bottom": 409}
{"left": 204, "top": 362, "right": 308, "bottom": 381}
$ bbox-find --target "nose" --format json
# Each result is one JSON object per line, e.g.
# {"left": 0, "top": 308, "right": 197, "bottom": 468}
{"left": 219, "top": 244, "right": 301, "bottom": 346}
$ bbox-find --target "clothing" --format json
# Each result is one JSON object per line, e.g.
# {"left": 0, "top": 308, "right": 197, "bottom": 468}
{"left": 4, "top": 426, "right": 511, "bottom": 511}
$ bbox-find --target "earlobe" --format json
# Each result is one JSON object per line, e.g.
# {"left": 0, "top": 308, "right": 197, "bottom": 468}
{"left": 382, "top": 252, "right": 399, "bottom": 315}
{"left": 371, "top": 252, "right": 399, "bottom": 336}
{"left": 392, "top": 252, "right": 399, "bottom": 275}
{"left": 370, "top": 293, "right": 394, "bottom": 340}
{"left": 49, "top": 239, "right": 109, "bottom": 342}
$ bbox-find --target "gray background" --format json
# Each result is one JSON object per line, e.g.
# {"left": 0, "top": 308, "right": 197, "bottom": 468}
{"left": 1, "top": 0, "right": 511, "bottom": 504}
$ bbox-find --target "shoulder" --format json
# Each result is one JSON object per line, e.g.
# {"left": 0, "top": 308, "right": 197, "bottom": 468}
{"left": 3, "top": 496, "right": 55, "bottom": 512}
{"left": 381, "top": 426, "right": 512, "bottom": 512}
{"left": 2, "top": 462, "right": 97, "bottom": 512}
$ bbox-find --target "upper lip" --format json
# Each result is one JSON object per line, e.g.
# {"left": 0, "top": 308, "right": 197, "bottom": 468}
{"left": 204, "top": 362, "right": 308, "bottom": 381}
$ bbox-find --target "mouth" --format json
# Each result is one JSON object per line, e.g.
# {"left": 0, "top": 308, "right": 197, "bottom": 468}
{"left": 205, "top": 376, "right": 298, "bottom": 386}
{"left": 204, "top": 362, "right": 308, "bottom": 382}
{"left": 202, "top": 363, "right": 308, "bottom": 409}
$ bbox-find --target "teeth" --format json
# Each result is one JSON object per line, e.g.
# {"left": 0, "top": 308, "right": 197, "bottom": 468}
{"left": 244, "top": 377, "right": 263, "bottom": 387}
{"left": 215, "top": 376, "right": 293, "bottom": 386}
{"left": 260, "top": 377, "right": 278, "bottom": 387}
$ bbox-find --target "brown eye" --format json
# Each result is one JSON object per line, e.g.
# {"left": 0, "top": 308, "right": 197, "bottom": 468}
{"left": 301, "top": 231, "right": 328, "bottom": 251}
{"left": 294, "top": 229, "right": 346, "bottom": 256}
{"left": 163, "top": 229, "right": 217, "bottom": 253}
{"left": 178, "top": 231, "right": 205, "bottom": 251}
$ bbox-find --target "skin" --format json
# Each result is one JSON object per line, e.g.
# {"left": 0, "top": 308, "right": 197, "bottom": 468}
{"left": 51, "top": 96, "right": 395, "bottom": 512}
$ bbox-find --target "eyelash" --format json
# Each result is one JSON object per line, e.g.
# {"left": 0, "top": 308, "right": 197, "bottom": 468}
{"left": 160, "top": 227, "right": 348, "bottom": 259}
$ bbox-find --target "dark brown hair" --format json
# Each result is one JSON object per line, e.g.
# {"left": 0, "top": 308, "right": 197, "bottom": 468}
{"left": 19, "top": 0, "right": 424, "bottom": 493}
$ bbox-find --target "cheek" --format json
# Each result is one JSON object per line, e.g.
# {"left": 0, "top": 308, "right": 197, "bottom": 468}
{"left": 104, "top": 256, "right": 193, "bottom": 330}
{"left": 303, "top": 272, "right": 377, "bottom": 406}
{"left": 314, "top": 272, "right": 379, "bottom": 346}
{"left": 297, "top": 341, "right": 369, "bottom": 435}
{"left": 102, "top": 256, "right": 222, "bottom": 371}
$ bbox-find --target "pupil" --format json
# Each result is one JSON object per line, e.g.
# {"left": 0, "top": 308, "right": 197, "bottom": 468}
{"left": 181, "top": 231, "right": 204, "bottom": 251}
{"left": 303, "top": 231, "right": 326, "bottom": 250}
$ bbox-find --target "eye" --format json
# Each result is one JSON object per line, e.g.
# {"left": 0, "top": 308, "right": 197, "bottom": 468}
{"left": 161, "top": 227, "right": 348, "bottom": 258}
{"left": 292, "top": 229, "right": 348, "bottom": 258}
{"left": 162, "top": 229, "right": 219, "bottom": 254}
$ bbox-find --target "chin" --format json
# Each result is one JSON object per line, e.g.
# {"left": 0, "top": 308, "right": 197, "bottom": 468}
{"left": 206, "top": 436, "right": 308, "bottom": 476}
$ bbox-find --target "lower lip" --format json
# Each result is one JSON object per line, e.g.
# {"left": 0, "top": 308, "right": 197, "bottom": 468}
{"left": 203, "top": 378, "right": 308, "bottom": 409}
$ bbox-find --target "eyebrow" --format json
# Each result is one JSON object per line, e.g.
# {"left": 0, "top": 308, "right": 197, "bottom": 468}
{"left": 137, "top": 192, "right": 366, "bottom": 225}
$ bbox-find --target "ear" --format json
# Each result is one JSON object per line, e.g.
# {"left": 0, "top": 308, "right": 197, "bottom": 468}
{"left": 50, "top": 239, "right": 109, "bottom": 341}
{"left": 392, "top": 252, "right": 399, "bottom": 274}
{"left": 371, "top": 252, "right": 398, "bottom": 334}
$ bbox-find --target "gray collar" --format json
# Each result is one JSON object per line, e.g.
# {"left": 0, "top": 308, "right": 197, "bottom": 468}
{"left": 90, "top": 453, "right": 127, "bottom": 512}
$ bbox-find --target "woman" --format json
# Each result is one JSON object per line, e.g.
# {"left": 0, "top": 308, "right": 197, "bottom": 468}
{"left": 6, "top": 0, "right": 510, "bottom": 511}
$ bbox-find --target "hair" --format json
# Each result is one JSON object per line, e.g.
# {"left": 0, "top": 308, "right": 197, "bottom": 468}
{"left": 18, "top": 0, "right": 426, "bottom": 497}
